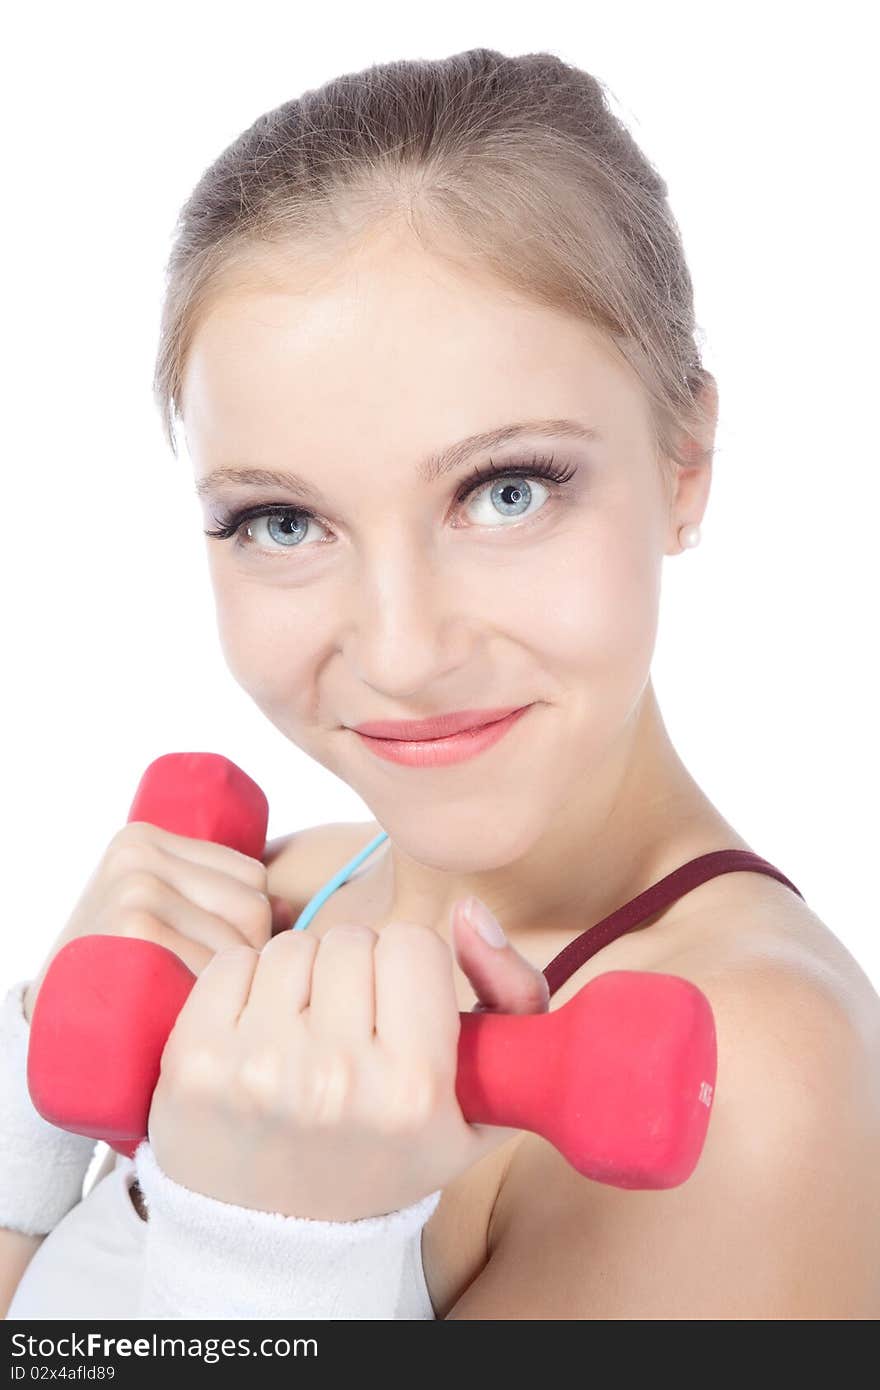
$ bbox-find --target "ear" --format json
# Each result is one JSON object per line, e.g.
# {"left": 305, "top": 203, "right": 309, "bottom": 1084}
{"left": 663, "top": 374, "right": 719, "bottom": 555}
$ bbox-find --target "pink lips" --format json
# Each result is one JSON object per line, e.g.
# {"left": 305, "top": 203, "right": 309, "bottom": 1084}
{"left": 351, "top": 706, "right": 524, "bottom": 741}
{"left": 352, "top": 705, "right": 532, "bottom": 767}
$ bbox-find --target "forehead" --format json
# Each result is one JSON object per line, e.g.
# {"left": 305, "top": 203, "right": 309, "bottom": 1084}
{"left": 182, "top": 236, "right": 645, "bottom": 468}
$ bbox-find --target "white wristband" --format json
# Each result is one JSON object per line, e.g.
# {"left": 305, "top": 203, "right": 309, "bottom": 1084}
{"left": 133, "top": 1139, "right": 442, "bottom": 1320}
{"left": 0, "top": 979, "right": 98, "bottom": 1236}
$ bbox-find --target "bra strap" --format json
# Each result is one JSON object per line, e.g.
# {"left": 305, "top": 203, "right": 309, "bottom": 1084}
{"left": 543, "top": 850, "right": 804, "bottom": 998}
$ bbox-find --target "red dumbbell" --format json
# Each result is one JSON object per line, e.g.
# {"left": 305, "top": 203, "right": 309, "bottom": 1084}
{"left": 27, "top": 753, "right": 717, "bottom": 1189}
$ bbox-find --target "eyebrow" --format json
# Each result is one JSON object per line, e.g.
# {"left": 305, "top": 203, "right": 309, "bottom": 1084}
{"left": 193, "top": 418, "right": 602, "bottom": 504}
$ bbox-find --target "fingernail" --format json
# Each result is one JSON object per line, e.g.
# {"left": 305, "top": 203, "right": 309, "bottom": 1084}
{"left": 464, "top": 896, "right": 507, "bottom": 948}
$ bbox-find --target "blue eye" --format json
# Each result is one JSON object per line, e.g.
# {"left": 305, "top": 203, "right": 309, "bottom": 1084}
{"left": 465, "top": 473, "right": 545, "bottom": 525}
{"left": 203, "top": 452, "right": 578, "bottom": 555}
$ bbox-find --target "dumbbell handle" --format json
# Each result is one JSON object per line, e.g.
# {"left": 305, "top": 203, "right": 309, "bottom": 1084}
{"left": 26, "top": 753, "right": 717, "bottom": 1189}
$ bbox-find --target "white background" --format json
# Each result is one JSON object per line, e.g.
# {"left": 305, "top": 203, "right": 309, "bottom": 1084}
{"left": 3, "top": 1, "right": 877, "bottom": 1014}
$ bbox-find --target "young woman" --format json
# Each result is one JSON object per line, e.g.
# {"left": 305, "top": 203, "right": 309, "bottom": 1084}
{"left": 4, "top": 46, "right": 879, "bottom": 1321}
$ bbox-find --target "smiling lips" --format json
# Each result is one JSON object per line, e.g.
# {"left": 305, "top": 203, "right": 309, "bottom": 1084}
{"left": 351, "top": 705, "right": 533, "bottom": 767}
{"left": 350, "top": 705, "right": 526, "bottom": 741}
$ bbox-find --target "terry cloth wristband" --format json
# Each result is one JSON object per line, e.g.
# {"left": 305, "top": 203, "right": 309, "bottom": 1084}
{"left": 0, "top": 979, "right": 98, "bottom": 1236}
{"left": 133, "top": 1139, "right": 442, "bottom": 1320}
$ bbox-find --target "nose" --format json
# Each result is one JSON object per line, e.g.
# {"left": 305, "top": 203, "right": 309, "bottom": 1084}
{"left": 339, "top": 539, "right": 474, "bottom": 695}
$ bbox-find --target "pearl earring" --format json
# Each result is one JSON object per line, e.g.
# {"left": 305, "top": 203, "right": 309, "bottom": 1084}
{"left": 678, "top": 522, "right": 701, "bottom": 549}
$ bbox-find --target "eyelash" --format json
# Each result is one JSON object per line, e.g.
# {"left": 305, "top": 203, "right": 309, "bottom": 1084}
{"left": 202, "top": 451, "right": 578, "bottom": 554}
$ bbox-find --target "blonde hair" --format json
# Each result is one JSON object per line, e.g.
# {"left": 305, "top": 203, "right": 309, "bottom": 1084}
{"left": 153, "top": 47, "right": 715, "bottom": 493}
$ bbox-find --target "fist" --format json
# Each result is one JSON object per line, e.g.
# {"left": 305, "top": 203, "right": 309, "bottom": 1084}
{"left": 145, "top": 900, "right": 550, "bottom": 1221}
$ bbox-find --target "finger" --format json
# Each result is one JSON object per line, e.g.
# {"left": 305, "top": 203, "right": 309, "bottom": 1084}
{"left": 451, "top": 901, "right": 550, "bottom": 1015}
{"left": 114, "top": 906, "right": 234, "bottom": 979}
{"left": 115, "top": 822, "right": 268, "bottom": 890}
{"left": 307, "top": 925, "right": 377, "bottom": 1044}
{"left": 374, "top": 923, "right": 459, "bottom": 1071}
{"left": 110, "top": 867, "right": 271, "bottom": 957}
{"left": 238, "top": 928, "right": 317, "bottom": 1029}
{"left": 166, "top": 945, "right": 258, "bottom": 1054}
{"left": 140, "top": 844, "right": 273, "bottom": 949}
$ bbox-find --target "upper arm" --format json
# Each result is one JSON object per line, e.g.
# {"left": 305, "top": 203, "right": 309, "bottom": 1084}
{"left": 0, "top": 1227, "right": 45, "bottom": 1320}
{"left": 445, "top": 963, "right": 880, "bottom": 1319}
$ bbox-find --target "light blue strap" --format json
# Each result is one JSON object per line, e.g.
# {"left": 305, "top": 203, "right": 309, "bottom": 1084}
{"left": 290, "top": 829, "right": 389, "bottom": 932}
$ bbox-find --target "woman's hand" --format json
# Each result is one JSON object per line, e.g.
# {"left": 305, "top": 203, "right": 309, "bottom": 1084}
{"left": 145, "top": 900, "right": 550, "bottom": 1221}
{"left": 22, "top": 822, "right": 293, "bottom": 1025}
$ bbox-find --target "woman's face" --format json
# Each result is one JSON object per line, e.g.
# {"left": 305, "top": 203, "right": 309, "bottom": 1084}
{"left": 184, "top": 229, "right": 680, "bottom": 872}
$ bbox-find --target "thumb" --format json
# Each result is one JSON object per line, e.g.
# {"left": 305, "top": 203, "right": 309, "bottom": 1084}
{"left": 451, "top": 897, "right": 550, "bottom": 1016}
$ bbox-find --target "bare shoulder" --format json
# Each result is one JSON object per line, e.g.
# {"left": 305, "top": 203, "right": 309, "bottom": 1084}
{"left": 669, "top": 875, "right": 880, "bottom": 1054}
{"left": 263, "top": 819, "right": 383, "bottom": 915}
{"left": 446, "top": 891, "right": 880, "bottom": 1318}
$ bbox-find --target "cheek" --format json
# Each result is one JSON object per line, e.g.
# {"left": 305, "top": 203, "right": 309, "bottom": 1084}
{"left": 525, "top": 521, "right": 662, "bottom": 681}
{"left": 210, "top": 574, "right": 319, "bottom": 709}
